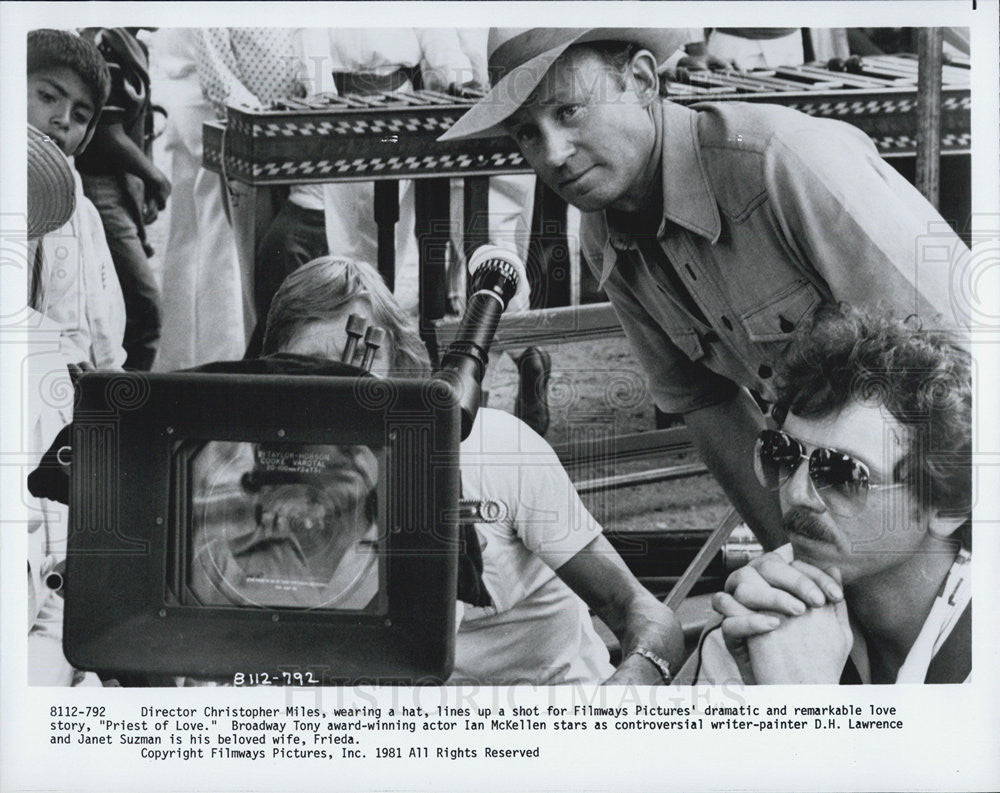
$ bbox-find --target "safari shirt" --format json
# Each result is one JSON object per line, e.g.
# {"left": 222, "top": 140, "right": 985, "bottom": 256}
{"left": 580, "top": 99, "right": 968, "bottom": 414}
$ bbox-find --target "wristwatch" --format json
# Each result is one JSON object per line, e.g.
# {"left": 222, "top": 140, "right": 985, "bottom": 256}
{"left": 628, "top": 646, "right": 672, "bottom": 684}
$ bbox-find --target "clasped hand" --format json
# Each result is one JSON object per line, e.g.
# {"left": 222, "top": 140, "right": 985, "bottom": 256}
{"left": 712, "top": 545, "right": 853, "bottom": 684}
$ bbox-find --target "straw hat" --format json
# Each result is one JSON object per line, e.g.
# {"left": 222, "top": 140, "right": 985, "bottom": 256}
{"left": 28, "top": 124, "right": 76, "bottom": 240}
{"left": 439, "top": 28, "right": 687, "bottom": 142}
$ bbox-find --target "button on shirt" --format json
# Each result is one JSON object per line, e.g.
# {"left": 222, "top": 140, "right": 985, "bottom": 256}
{"left": 580, "top": 100, "right": 968, "bottom": 414}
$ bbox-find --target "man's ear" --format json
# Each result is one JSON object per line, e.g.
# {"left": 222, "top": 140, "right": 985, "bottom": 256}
{"left": 629, "top": 50, "right": 660, "bottom": 105}
{"left": 928, "top": 509, "right": 968, "bottom": 539}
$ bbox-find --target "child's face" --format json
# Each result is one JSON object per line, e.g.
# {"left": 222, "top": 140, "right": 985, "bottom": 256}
{"left": 27, "top": 66, "right": 96, "bottom": 156}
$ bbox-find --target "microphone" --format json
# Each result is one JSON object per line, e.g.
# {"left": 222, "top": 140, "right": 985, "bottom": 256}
{"left": 436, "top": 245, "right": 526, "bottom": 439}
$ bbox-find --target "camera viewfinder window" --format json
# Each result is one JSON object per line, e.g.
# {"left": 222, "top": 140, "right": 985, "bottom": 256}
{"left": 180, "top": 440, "right": 385, "bottom": 613}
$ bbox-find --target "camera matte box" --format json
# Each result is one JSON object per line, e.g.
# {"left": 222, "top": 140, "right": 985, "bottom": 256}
{"left": 63, "top": 371, "right": 462, "bottom": 684}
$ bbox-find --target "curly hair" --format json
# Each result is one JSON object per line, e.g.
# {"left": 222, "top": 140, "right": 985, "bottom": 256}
{"left": 774, "top": 304, "right": 972, "bottom": 524}
{"left": 28, "top": 29, "right": 111, "bottom": 114}
{"left": 262, "top": 256, "right": 433, "bottom": 378}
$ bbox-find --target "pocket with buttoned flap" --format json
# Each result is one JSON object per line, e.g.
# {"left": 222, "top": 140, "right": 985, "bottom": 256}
{"left": 740, "top": 280, "right": 822, "bottom": 344}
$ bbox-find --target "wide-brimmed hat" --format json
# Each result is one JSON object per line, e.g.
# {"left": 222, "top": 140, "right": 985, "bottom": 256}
{"left": 27, "top": 124, "right": 76, "bottom": 240}
{"left": 439, "top": 27, "right": 687, "bottom": 142}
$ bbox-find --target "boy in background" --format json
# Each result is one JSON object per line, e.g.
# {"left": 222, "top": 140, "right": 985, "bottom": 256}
{"left": 27, "top": 28, "right": 126, "bottom": 371}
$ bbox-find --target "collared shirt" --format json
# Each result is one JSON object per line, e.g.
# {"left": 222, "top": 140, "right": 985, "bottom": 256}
{"left": 848, "top": 548, "right": 970, "bottom": 683}
{"left": 580, "top": 100, "right": 969, "bottom": 414}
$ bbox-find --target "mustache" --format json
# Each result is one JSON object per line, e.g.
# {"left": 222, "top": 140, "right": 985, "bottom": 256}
{"left": 783, "top": 507, "right": 837, "bottom": 544}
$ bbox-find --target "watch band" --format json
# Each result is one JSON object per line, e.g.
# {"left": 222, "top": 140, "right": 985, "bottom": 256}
{"left": 629, "top": 646, "right": 672, "bottom": 684}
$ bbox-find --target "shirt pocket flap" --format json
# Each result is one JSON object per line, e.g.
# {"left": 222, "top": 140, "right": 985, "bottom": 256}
{"left": 672, "top": 327, "right": 706, "bottom": 361}
{"left": 740, "top": 281, "right": 820, "bottom": 344}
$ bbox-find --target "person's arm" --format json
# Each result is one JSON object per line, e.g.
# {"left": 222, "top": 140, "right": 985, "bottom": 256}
{"left": 454, "top": 28, "right": 489, "bottom": 88}
{"left": 28, "top": 636, "right": 76, "bottom": 686}
{"left": 84, "top": 123, "right": 171, "bottom": 212}
{"left": 711, "top": 545, "right": 850, "bottom": 684}
{"left": 416, "top": 28, "right": 477, "bottom": 91}
{"left": 658, "top": 29, "right": 708, "bottom": 75}
{"left": 28, "top": 548, "right": 75, "bottom": 686}
{"left": 556, "top": 535, "right": 684, "bottom": 685}
{"left": 193, "top": 29, "right": 261, "bottom": 110}
{"left": 683, "top": 388, "right": 786, "bottom": 550}
{"left": 765, "top": 123, "right": 969, "bottom": 335}
{"left": 29, "top": 589, "right": 75, "bottom": 686}
{"left": 494, "top": 405, "right": 682, "bottom": 685}
{"left": 294, "top": 28, "right": 338, "bottom": 96}
{"left": 661, "top": 32, "right": 742, "bottom": 80}
{"left": 716, "top": 587, "right": 852, "bottom": 685}
{"left": 74, "top": 197, "right": 127, "bottom": 369}
{"left": 715, "top": 545, "right": 845, "bottom": 619}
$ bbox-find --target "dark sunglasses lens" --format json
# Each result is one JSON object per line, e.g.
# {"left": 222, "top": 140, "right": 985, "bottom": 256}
{"left": 754, "top": 430, "right": 801, "bottom": 490}
{"left": 809, "top": 449, "right": 870, "bottom": 514}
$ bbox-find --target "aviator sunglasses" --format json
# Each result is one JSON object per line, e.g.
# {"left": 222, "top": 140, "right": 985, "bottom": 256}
{"left": 754, "top": 428, "right": 904, "bottom": 516}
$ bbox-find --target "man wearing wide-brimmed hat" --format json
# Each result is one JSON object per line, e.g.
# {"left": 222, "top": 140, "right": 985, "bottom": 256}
{"left": 441, "top": 28, "right": 969, "bottom": 550}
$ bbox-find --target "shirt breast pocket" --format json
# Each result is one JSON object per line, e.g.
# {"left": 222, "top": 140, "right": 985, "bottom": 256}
{"left": 670, "top": 326, "right": 707, "bottom": 362}
{"left": 740, "top": 280, "right": 822, "bottom": 344}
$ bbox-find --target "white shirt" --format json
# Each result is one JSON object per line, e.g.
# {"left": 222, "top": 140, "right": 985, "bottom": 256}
{"left": 850, "top": 548, "right": 971, "bottom": 684}
{"left": 33, "top": 169, "right": 127, "bottom": 370}
{"left": 451, "top": 409, "right": 614, "bottom": 685}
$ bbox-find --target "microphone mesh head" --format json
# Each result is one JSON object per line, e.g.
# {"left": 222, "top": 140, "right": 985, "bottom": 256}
{"left": 467, "top": 245, "right": 527, "bottom": 308}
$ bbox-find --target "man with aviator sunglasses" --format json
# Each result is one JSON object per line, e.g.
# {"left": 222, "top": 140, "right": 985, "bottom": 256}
{"left": 753, "top": 427, "right": 906, "bottom": 519}
{"left": 694, "top": 305, "right": 971, "bottom": 684}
